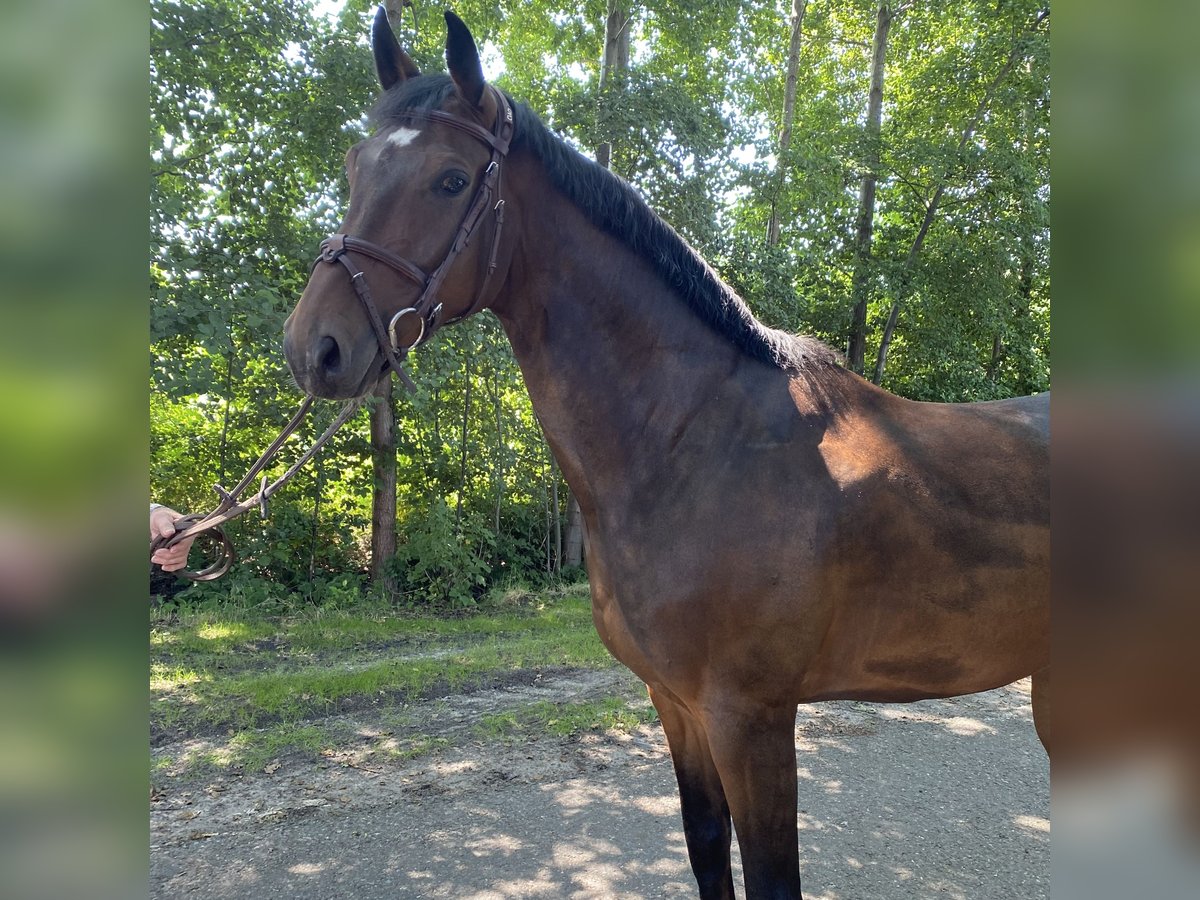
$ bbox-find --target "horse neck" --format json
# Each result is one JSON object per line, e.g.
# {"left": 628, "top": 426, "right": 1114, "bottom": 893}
{"left": 488, "top": 164, "right": 751, "bottom": 514}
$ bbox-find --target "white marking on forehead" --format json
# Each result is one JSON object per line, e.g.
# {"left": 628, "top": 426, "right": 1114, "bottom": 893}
{"left": 385, "top": 127, "right": 421, "bottom": 148}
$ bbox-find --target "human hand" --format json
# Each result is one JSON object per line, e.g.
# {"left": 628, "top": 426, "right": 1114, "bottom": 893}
{"left": 150, "top": 505, "right": 196, "bottom": 572}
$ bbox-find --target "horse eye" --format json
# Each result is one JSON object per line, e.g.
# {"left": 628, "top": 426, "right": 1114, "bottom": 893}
{"left": 438, "top": 171, "right": 469, "bottom": 195}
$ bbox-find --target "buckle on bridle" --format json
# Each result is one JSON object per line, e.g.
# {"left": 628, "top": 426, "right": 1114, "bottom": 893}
{"left": 388, "top": 306, "right": 426, "bottom": 352}
{"left": 319, "top": 234, "right": 348, "bottom": 262}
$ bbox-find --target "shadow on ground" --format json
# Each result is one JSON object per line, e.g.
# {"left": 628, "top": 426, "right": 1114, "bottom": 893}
{"left": 151, "top": 680, "right": 1047, "bottom": 899}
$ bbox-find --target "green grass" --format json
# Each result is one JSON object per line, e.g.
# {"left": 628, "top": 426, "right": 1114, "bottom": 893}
{"left": 153, "top": 722, "right": 343, "bottom": 778}
{"left": 150, "top": 581, "right": 627, "bottom": 777}
{"left": 228, "top": 723, "right": 333, "bottom": 770}
{"left": 385, "top": 734, "right": 452, "bottom": 761}
{"left": 152, "top": 599, "right": 612, "bottom": 734}
{"left": 150, "top": 619, "right": 277, "bottom": 654}
{"left": 151, "top": 581, "right": 594, "bottom": 659}
{"left": 476, "top": 697, "right": 659, "bottom": 740}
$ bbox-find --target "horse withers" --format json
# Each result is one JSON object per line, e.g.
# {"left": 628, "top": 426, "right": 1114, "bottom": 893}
{"left": 283, "top": 9, "right": 1050, "bottom": 898}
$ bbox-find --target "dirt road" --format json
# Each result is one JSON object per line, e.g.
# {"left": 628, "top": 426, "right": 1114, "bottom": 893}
{"left": 150, "top": 669, "right": 1048, "bottom": 899}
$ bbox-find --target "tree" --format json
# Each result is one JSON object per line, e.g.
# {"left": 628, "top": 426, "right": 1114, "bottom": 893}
{"left": 846, "top": 2, "right": 896, "bottom": 374}
{"left": 871, "top": 6, "right": 1050, "bottom": 385}
{"left": 766, "top": 0, "right": 809, "bottom": 247}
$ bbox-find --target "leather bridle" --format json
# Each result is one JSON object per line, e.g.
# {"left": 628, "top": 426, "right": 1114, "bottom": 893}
{"left": 313, "top": 86, "right": 515, "bottom": 392}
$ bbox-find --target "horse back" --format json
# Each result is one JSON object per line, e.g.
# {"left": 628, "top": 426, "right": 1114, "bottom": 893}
{"left": 798, "top": 381, "right": 1050, "bottom": 701}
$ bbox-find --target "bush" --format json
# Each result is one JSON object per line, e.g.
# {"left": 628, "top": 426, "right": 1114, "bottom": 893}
{"left": 392, "top": 499, "right": 493, "bottom": 608}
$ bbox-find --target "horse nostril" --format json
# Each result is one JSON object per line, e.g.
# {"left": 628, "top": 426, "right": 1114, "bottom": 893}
{"left": 317, "top": 335, "right": 343, "bottom": 375}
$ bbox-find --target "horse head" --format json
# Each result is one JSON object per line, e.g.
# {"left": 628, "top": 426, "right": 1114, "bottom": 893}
{"left": 284, "top": 8, "right": 515, "bottom": 399}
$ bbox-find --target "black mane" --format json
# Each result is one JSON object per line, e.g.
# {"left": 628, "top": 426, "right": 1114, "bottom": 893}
{"left": 372, "top": 76, "right": 839, "bottom": 374}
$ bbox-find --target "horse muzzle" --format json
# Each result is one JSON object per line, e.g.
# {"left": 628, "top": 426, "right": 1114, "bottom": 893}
{"left": 284, "top": 313, "right": 383, "bottom": 400}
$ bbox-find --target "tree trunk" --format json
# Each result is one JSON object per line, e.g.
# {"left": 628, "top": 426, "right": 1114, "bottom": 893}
{"left": 986, "top": 333, "right": 1005, "bottom": 384}
{"left": 217, "top": 347, "right": 234, "bottom": 488}
{"left": 550, "top": 455, "right": 561, "bottom": 575}
{"left": 847, "top": 3, "right": 893, "bottom": 374}
{"left": 309, "top": 454, "right": 324, "bottom": 583}
{"left": 601, "top": 1, "right": 630, "bottom": 87}
{"left": 369, "top": 378, "right": 397, "bottom": 594}
{"left": 595, "top": 1, "right": 630, "bottom": 172}
{"left": 383, "top": 0, "right": 408, "bottom": 30}
{"left": 491, "top": 371, "right": 504, "bottom": 554}
{"left": 428, "top": 386, "right": 440, "bottom": 500}
{"left": 767, "top": 0, "right": 808, "bottom": 247}
{"left": 564, "top": 495, "right": 583, "bottom": 569}
{"left": 455, "top": 362, "right": 472, "bottom": 534}
{"left": 870, "top": 185, "right": 939, "bottom": 384}
{"left": 870, "top": 8, "right": 1049, "bottom": 385}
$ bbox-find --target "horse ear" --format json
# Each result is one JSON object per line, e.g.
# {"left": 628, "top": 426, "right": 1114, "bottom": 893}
{"left": 444, "top": 10, "right": 485, "bottom": 107}
{"left": 372, "top": 5, "right": 420, "bottom": 91}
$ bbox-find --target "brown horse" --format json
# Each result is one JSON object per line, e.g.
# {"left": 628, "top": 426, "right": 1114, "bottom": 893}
{"left": 284, "top": 10, "right": 1049, "bottom": 898}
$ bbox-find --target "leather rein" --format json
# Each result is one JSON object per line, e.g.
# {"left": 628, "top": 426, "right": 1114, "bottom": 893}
{"left": 152, "top": 88, "right": 515, "bottom": 581}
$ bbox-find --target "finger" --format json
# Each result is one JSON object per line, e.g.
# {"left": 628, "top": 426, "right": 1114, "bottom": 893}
{"left": 152, "top": 548, "right": 184, "bottom": 568}
{"left": 151, "top": 516, "right": 177, "bottom": 540}
{"left": 151, "top": 525, "right": 195, "bottom": 572}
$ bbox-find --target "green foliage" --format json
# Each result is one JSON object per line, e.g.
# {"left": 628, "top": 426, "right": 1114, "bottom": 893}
{"left": 392, "top": 499, "right": 493, "bottom": 607}
{"left": 151, "top": 1, "right": 1049, "bottom": 604}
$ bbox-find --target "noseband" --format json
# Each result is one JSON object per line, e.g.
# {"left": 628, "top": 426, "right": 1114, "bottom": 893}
{"left": 314, "top": 86, "right": 515, "bottom": 391}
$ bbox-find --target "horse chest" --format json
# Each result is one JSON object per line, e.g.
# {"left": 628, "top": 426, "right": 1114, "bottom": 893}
{"left": 586, "top": 576, "right": 662, "bottom": 681}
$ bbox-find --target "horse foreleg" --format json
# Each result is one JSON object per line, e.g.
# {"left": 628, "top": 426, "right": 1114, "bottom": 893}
{"left": 648, "top": 685, "right": 736, "bottom": 900}
{"left": 704, "top": 700, "right": 803, "bottom": 900}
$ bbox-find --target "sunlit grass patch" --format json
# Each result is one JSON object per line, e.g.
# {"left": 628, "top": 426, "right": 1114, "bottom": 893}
{"left": 150, "top": 588, "right": 596, "bottom": 661}
{"left": 381, "top": 734, "right": 451, "bottom": 761}
{"left": 477, "top": 697, "right": 657, "bottom": 740}
{"left": 281, "top": 591, "right": 596, "bottom": 651}
{"left": 152, "top": 724, "right": 343, "bottom": 780}
{"left": 152, "top": 619, "right": 278, "bottom": 656}
{"left": 169, "top": 747, "right": 226, "bottom": 779}
{"left": 228, "top": 724, "right": 334, "bottom": 772}
{"left": 196, "top": 622, "right": 252, "bottom": 642}
{"left": 150, "top": 663, "right": 207, "bottom": 693}
{"left": 492, "top": 578, "right": 589, "bottom": 608}
{"left": 192, "top": 627, "right": 614, "bottom": 730}
{"left": 150, "top": 584, "right": 614, "bottom": 767}
{"left": 542, "top": 697, "right": 657, "bottom": 736}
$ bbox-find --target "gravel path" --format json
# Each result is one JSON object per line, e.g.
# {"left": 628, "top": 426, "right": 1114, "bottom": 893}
{"left": 150, "top": 672, "right": 1048, "bottom": 899}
